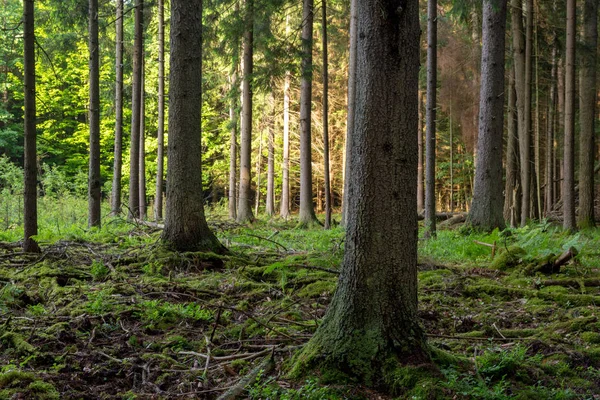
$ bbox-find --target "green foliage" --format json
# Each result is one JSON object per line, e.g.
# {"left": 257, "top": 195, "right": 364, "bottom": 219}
{"left": 137, "top": 300, "right": 213, "bottom": 329}
{"left": 248, "top": 376, "right": 344, "bottom": 400}
{"left": 90, "top": 261, "right": 110, "bottom": 280}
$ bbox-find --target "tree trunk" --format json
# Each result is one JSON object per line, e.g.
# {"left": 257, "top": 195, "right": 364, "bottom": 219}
{"left": 524, "top": 0, "right": 534, "bottom": 223}
{"left": 139, "top": 65, "right": 147, "bottom": 220}
{"left": 322, "top": 0, "right": 331, "bottom": 229}
{"left": 23, "top": 0, "right": 39, "bottom": 253}
{"left": 154, "top": 0, "right": 165, "bottom": 221}
{"left": 563, "top": 0, "right": 576, "bottom": 230}
{"left": 545, "top": 46, "right": 557, "bottom": 217}
{"left": 228, "top": 70, "right": 238, "bottom": 220}
{"left": 578, "top": 0, "right": 597, "bottom": 228}
{"left": 266, "top": 91, "right": 275, "bottom": 217}
{"left": 449, "top": 103, "right": 454, "bottom": 212}
{"left": 511, "top": 0, "right": 530, "bottom": 226}
{"left": 468, "top": 0, "right": 507, "bottom": 232}
{"left": 534, "top": 14, "right": 542, "bottom": 219}
{"left": 504, "top": 66, "right": 520, "bottom": 225}
{"left": 128, "top": 0, "right": 143, "bottom": 219}
{"left": 162, "top": 0, "right": 224, "bottom": 253}
{"left": 424, "top": 0, "right": 437, "bottom": 238}
{"left": 556, "top": 55, "right": 565, "bottom": 203}
{"left": 280, "top": 73, "right": 291, "bottom": 219}
{"left": 294, "top": 0, "right": 428, "bottom": 382}
{"left": 341, "top": 0, "right": 357, "bottom": 227}
{"left": 88, "top": 0, "right": 101, "bottom": 228}
{"left": 111, "top": 0, "right": 124, "bottom": 216}
{"left": 298, "top": 0, "right": 319, "bottom": 227}
{"left": 237, "top": 0, "right": 254, "bottom": 223}
{"left": 417, "top": 92, "right": 424, "bottom": 213}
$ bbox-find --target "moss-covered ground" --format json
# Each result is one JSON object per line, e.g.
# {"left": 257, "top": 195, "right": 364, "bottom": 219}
{"left": 1, "top": 208, "right": 600, "bottom": 399}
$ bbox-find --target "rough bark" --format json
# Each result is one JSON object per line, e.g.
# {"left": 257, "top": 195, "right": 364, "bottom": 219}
{"left": 128, "top": 0, "right": 143, "bottom": 219}
{"left": 504, "top": 66, "right": 520, "bottom": 225}
{"left": 237, "top": 0, "right": 254, "bottom": 223}
{"left": 524, "top": 0, "right": 534, "bottom": 223}
{"left": 23, "top": 0, "right": 40, "bottom": 253}
{"left": 341, "top": 0, "right": 357, "bottom": 227}
{"left": 468, "top": 0, "right": 507, "bottom": 232}
{"left": 424, "top": 0, "right": 437, "bottom": 238}
{"left": 280, "top": 69, "right": 291, "bottom": 219}
{"left": 511, "top": 0, "right": 530, "bottom": 226}
{"left": 228, "top": 71, "right": 238, "bottom": 221}
{"left": 563, "top": 0, "right": 576, "bottom": 230}
{"left": 298, "top": 0, "right": 319, "bottom": 227}
{"left": 545, "top": 46, "right": 557, "bottom": 217}
{"left": 293, "top": 0, "right": 428, "bottom": 384}
{"left": 111, "top": 0, "right": 124, "bottom": 216}
{"left": 417, "top": 92, "right": 424, "bottom": 213}
{"left": 139, "top": 65, "right": 147, "bottom": 220}
{"left": 154, "top": 0, "right": 165, "bottom": 220}
{"left": 266, "top": 92, "right": 275, "bottom": 216}
{"left": 578, "top": 0, "right": 597, "bottom": 229}
{"left": 88, "top": 0, "right": 101, "bottom": 228}
{"left": 322, "top": 0, "right": 331, "bottom": 229}
{"left": 161, "top": 0, "right": 224, "bottom": 253}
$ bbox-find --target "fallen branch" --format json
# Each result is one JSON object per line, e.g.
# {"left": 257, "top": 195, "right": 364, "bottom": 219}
{"left": 216, "top": 353, "right": 275, "bottom": 400}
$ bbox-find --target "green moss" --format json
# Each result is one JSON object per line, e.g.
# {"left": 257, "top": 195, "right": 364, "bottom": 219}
{"left": 490, "top": 246, "right": 527, "bottom": 270}
{"left": 581, "top": 331, "right": 600, "bottom": 344}
{"left": 0, "top": 332, "right": 35, "bottom": 355}
{"left": 26, "top": 380, "right": 60, "bottom": 399}
{"left": 296, "top": 280, "right": 336, "bottom": 298}
{"left": 0, "top": 370, "right": 35, "bottom": 388}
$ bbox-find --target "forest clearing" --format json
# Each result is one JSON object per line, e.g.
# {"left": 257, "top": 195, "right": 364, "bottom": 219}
{"left": 0, "top": 205, "right": 600, "bottom": 399}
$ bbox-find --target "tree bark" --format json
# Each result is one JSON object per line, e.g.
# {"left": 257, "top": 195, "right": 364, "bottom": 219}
{"left": 504, "top": 66, "right": 520, "bottom": 225}
{"left": 139, "top": 65, "right": 147, "bottom": 220}
{"left": 266, "top": 91, "right": 275, "bottom": 217}
{"left": 417, "top": 92, "right": 424, "bottom": 213}
{"left": 424, "top": 0, "right": 437, "bottom": 238}
{"left": 128, "top": 0, "right": 143, "bottom": 219}
{"left": 88, "top": 0, "right": 101, "bottom": 228}
{"left": 341, "top": 0, "right": 357, "bottom": 227}
{"left": 468, "top": 0, "right": 507, "bottom": 232}
{"left": 162, "top": 0, "right": 224, "bottom": 253}
{"left": 154, "top": 0, "right": 165, "bottom": 221}
{"left": 298, "top": 0, "right": 319, "bottom": 227}
{"left": 228, "top": 70, "right": 238, "bottom": 220}
{"left": 511, "top": 0, "right": 530, "bottom": 226}
{"left": 524, "top": 0, "right": 534, "bottom": 222}
{"left": 294, "top": 0, "right": 428, "bottom": 382}
{"left": 23, "top": 0, "right": 39, "bottom": 253}
{"left": 578, "top": 0, "right": 597, "bottom": 229}
{"left": 111, "top": 0, "right": 124, "bottom": 216}
{"left": 322, "top": 0, "right": 331, "bottom": 229}
{"left": 237, "top": 0, "right": 254, "bottom": 223}
{"left": 279, "top": 74, "right": 291, "bottom": 218}
{"left": 563, "top": 0, "right": 576, "bottom": 230}
{"left": 545, "top": 46, "right": 557, "bottom": 217}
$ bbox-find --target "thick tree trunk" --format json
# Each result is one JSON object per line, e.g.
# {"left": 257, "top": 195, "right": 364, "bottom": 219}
{"left": 128, "top": 0, "right": 143, "bottom": 219}
{"left": 578, "top": 0, "right": 597, "bottom": 229}
{"left": 294, "top": 0, "right": 428, "bottom": 382}
{"left": 545, "top": 46, "right": 557, "bottom": 217}
{"left": 468, "top": 0, "right": 507, "bottom": 232}
{"left": 322, "top": 0, "right": 331, "bottom": 229}
{"left": 88, "top": 0, "right": 101, "bottom": 228}
{"left": 341, "top": 0, "right": 357, "bottom": 227}
{"left": 511, "top": 0, "right": 530, "bottom": 226}
{"left": 563, "top": 0, "right": 576, "bottom": 230}
{"left": 417, "top": 92, "right": 424, "bottom": 213}
{"left": 154, "top": 0, "right": 165, "bottom": 221}
{"left": 424, "top": 0, "right": 437, "bottom": 238}
{"left": 139, "top": 66, "right": 147, "bottom": 220}
{"left": 162, "top": 0, "right": 224, "bottom": 253}
{"left": 266, "top": 91, "right": 275, "bottom": 217}
{"left": 504, "top": 66, "right": 520, "bottom": 225}
{"left": 228, "top": 71, "right": 238, "bottom": 220}
{"left": 23, "top": 0, "right": 39, "bottom": 253}
{"left": 111, "top": 0, "right": 124, "bottom": 216}
{"left": 237, "top": 0, "right": 254, "bottom": 223}
{"left": 298, "top": 0, "right": 319, "bottom": 227}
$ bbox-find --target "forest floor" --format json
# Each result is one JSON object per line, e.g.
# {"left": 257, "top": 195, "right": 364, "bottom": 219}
{"left": 1, "top": 213, "right": 600, "bottom": 399}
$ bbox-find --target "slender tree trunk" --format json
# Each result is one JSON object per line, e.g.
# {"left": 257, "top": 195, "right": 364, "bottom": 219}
{"left": 280, "top": 69, "right": 291, "bottom": 219}
{"left": 139, "top": 66, "right": 147, "bottom": 220}
{"left": 128, "top": 0, "right": 143, "bottom": 219}
{"left": 563, "top": 0, "right": 576, "bottom": 230}
{"left": 228, "top": 71, "right": 238, "bottom": 220}
{"left": 524, "top": 0, "right": 534, "bottom": 222}
{"left": 23, "top": 0, "right": 39, "bottom": 253}
{"left": 545, "top": 46, "right": 557, "bottom": 216}
{"left": 556, "top": 55, "right": 565, "bottom": 204}
{"left": 449, "top": 102, "right": 454, "bottom": 212}
{"left": 417, "top": 92, "right": 424, "bottom": 213}
{"left": 424, "top": 0, "right": 437, "bottom": 238}
{"left": 237, "top": 0, "right": 254, "bottom": 223}
{"left": 578, "top": 0, "right": 598, "bottom": 228}
{"left": 298, "top": 0, "right": 319, "bottom": 227}
{"left": 88, "top": 0, "right": 101, "bottom": 228}
{"left": 294, "top": 0, "right": 428, "bottom": 380}
{"left": 322, "top": 0, "right": 331, "bottom": 229}
{"left": 111, "top": 0, "right": 124, "bottom": 216}
{"left": 341, "top": 0, "right": 357, "bottom": 227}
{"left": 266, "top": 91, "right": 275, "bottom": 217}
{"left": 154, "top": 0, "right": 165, "bottom": 220}
{"left": 468, "top": 0, "right": 507, "bottom": 231}
{"left": 504, "top": 66, "right": 520, "bottom": 225}
{"left": 534, "top": 14, "right": 542, "bottom": 219}
{"left": 162, "top": 0, "right": 224, "bottom": 253}
{"left": 511, "top": 0, "right": 529, "bottom": 226}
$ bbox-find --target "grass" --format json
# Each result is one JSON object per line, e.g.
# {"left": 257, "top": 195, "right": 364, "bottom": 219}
{"left": 1, "top": 197, "right": 600, "bottom": 398}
